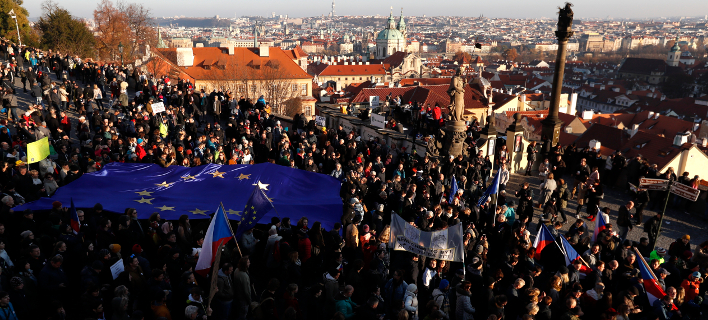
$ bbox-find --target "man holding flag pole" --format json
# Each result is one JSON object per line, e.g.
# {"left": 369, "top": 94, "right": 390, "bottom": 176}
{"left": 195, "top": 181, "right": 274, "bottom": 320}
{"left": 478, "top": 167, "right": 501, "bottom": 226}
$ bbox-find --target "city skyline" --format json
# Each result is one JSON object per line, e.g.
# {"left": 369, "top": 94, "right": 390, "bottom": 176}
{"left": 26, "top": 0, "right": 708, "bottom": 20}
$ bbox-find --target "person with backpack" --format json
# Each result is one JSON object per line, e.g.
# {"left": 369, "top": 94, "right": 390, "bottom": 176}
{"left": 431, "top": 279, "right": 451, "bottom": 320}
{"left": 264, "top": 226, "right": 283, "bottom": 272}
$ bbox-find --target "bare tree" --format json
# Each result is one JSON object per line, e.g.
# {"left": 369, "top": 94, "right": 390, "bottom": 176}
{"left": 118, "top": 1, "right": 157, "bottom": 59}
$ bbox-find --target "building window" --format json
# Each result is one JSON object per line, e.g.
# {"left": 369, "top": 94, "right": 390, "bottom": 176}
{"left": 292, "top": 84, "right": 298, "bottom": 92}
{"left": 301, "top": 84, "right": 307, "bottom": 95}
{"left": 345, "top": 78, "right": 348, "bottom": 81}
{"left": 304, "top": 105, "right": 312, "bottom": 117}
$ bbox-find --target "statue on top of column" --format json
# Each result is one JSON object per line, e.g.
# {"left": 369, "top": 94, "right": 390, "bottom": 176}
{"left": 557, "top": 2, "right": 574, "bottom": 31}
{"left": 447, "top": 68, "right": 466, "bottom": 122}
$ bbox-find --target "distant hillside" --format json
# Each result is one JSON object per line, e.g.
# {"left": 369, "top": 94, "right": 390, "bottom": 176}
{"left": 155, "top": 18, "right": 232, "bottom": 28}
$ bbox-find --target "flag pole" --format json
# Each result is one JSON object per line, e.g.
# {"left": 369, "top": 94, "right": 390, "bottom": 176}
{"left": 633, "top": 247, "right": 659, "bottom": 280}
{"left": 207, "top": 241, "right": 224, "bottom": 311}
{"left": 558, "top": 234, "right": 593, "bottom": 270}
{"left": 221, "top": 202, "right": 243, "bottom": 257}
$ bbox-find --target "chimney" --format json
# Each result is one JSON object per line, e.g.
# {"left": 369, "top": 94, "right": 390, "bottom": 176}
{"left": 589, "top": 139, "right": 601, "bottom": 150}
{"left": 648, "top": 111, "right": 654, "bottom": 119}
{"left": 655, "top": 113, "right": 660, "bottom": 120}
{"left": 582, "top": 110, "right": 594, "bottom": 120}
{"left": 344, "top": 62, "right": 348, "bottom": 65}
{"left": 567, "top": 93, "right": 578, "bottom": 115}
{"left": 366, "top": 62, "right": 369, "bottom": 65}
{"left": 519, "top": 94, "right": 526, "bottom": 112}
{"left": 674, "top": 132, "right": 689, "bottom": 146}
{"left": 694, "top": 122, "right": 700, "bottom": 132}
{"left": 259, "top": 45, "right": 269, "bottom": 57}
{"left": 702, "top": 138, "right": 707, "bottom": 148}
{"left": 228, "top": 44, "right": 235, "bottom": 55}
{"left": 175, "top": 48, "right": 194, "bottom": 67}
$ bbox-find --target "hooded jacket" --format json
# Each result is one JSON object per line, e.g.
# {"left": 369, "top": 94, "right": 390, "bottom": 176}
{"left": 214, "top": 269, "right": 234, "bottom": 301}
{"left": 404, "top": 284, "right": 419, "bottom": 320}
{"left": 455, "top": 283, "right": 475, "bottom": 320}
{"left": 323, "top": 272, "right": 340, "bottom": 314}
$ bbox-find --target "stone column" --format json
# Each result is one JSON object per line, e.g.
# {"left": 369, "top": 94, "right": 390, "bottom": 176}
{"left": 443, "top": 121, "right": 467, "bottom": 157}
{"left": 479, "top": 115, "right": 497, "bottom": 165}
{"left": 541, "top": 3, "right": 574, "bottom": 147}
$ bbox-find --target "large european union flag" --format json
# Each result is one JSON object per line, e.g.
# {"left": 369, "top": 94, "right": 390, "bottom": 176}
{"left": 16, "top": 162, "right": 343, "bottom": 228}
{"left": 235, "top": 184, "right": 274, "bottom": 238}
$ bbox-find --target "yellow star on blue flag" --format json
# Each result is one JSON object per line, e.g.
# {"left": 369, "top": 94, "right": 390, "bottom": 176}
{"left": 235, "top": 182, "right": 274, "bottom": 238}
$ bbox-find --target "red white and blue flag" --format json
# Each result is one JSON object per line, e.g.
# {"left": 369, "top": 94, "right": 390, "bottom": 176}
{"left": 560, "top": 235, "right": 592, "bottom": 274}
{"left": 592, "top": 209, "right": 608, "bottom": 242}
{"left": 69, "top": 198, "right": 80, "bottom": 234}
{"left": 533, "top": 223, "right": 556, "bottom": 260}
{"left": 636, "top": 249, "right": 677, "bottom": 310}
{"left": 195, "top": 204, "right": 235, "bottom": 276}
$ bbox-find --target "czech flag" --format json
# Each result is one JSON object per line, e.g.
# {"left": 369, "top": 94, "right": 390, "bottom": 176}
{"left": 195, "top": 204, "right": 235, "bottom": 276}
{"left": 560, "top": 235, "right": 592, "bottom": 274}
{"left": 636, "top": 249, "right": 678, "bottom": 310}
{"left": 533, "top": 224, "right": 556, "bottom": 260}
{"left": 69, "top": 198, "right": 80, "bottom": 234}
{"left": 592, "top": 208, "right": 607, "bottom": 243}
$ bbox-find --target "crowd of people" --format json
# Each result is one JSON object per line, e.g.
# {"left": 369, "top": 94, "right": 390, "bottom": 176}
{"left": 0, "top": 38, "right": 705, "bottom": 320}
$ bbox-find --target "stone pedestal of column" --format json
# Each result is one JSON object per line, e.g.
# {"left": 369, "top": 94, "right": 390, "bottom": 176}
{"left": 443, "top": 120, "right": 467, "bottom": 157}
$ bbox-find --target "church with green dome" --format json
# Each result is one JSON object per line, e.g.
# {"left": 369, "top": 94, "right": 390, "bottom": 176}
{"left": 375, "top": 9, "right": 407, "bottom": 59}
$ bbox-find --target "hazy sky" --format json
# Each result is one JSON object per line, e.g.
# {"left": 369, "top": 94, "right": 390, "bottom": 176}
{"left": 27, "top": 0, "right": 708, "bottom": 20}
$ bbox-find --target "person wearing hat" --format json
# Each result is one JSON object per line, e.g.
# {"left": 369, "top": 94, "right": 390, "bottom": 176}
{"left": 650, "top": 247, "right": 667, "bottom": 265}
{"left": 431, "top": 279, "right": 451, "bottom": 319}
{"left": 655, "top": 268, "right": 670, "bottom": 290}
{"left": 681, "top": 271, "right": 702, "bottom": 301}
{"left": 668, "top": 234, "right": 691, "bottom": 260}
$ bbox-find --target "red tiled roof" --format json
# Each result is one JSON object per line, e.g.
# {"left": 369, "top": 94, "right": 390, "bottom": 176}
{"left": 155, "top": 47, "right": 311, "bottom": 80}
{"left": 383, "top": 52, "right": 407, "bottom": 68}
{"left": 317, "top": 64, "right": 387, "bottom": 76}
{"left": 574, "top": 124, "right": 629, "bottom": 156}
{"left": 621, "top": 131, "right": 691, "bottom": 169}
{"left": 399, "top": 78, "right": 451, "bottom": 86}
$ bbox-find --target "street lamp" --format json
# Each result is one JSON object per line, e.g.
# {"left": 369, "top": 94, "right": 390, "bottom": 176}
{"left": 118, "top": 42, "right": 124, "bottom": 66}
{"left": 8, "top": 9, "right": 21, "bottom": 47}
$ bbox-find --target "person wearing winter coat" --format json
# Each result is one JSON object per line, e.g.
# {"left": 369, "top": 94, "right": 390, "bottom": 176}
{"left": 213, "top": 264, "right": 234, "bottom": 320}
{"left": 403, "top": 283, "right": 419, "bottom": 320}
{"left": 323, "top": 270, "right": 340, "bottom": 316}
{"left": 263, "top": 226, "right": 283, "bottom": 270}
{"left": 455, "top": 281, "right": 475, "bottom": 320}
{"left": 431, "top": 279, "right": 451, "bottom": 320}
{"left": 334, "top": 285, "right": 357, "bottom": 319}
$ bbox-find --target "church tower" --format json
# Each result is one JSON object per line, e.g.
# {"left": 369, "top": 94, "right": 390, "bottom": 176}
{"left": 667, "top": 35, "right": 681, "bottom": 67}
{"left": 375, "top": 8, "right": 406, "bottom": 59}
{"left": 398, "top": 9, "right": 407, "bottom": 38}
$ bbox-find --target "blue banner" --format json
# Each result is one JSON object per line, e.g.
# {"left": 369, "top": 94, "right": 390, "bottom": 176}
{"left": 17, "top": 163, "right": 343, "bottom": 228}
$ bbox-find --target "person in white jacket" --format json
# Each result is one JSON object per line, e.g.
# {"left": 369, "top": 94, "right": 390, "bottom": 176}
{"left": 404, "top": 283, "right": 419, "bottom": 320}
